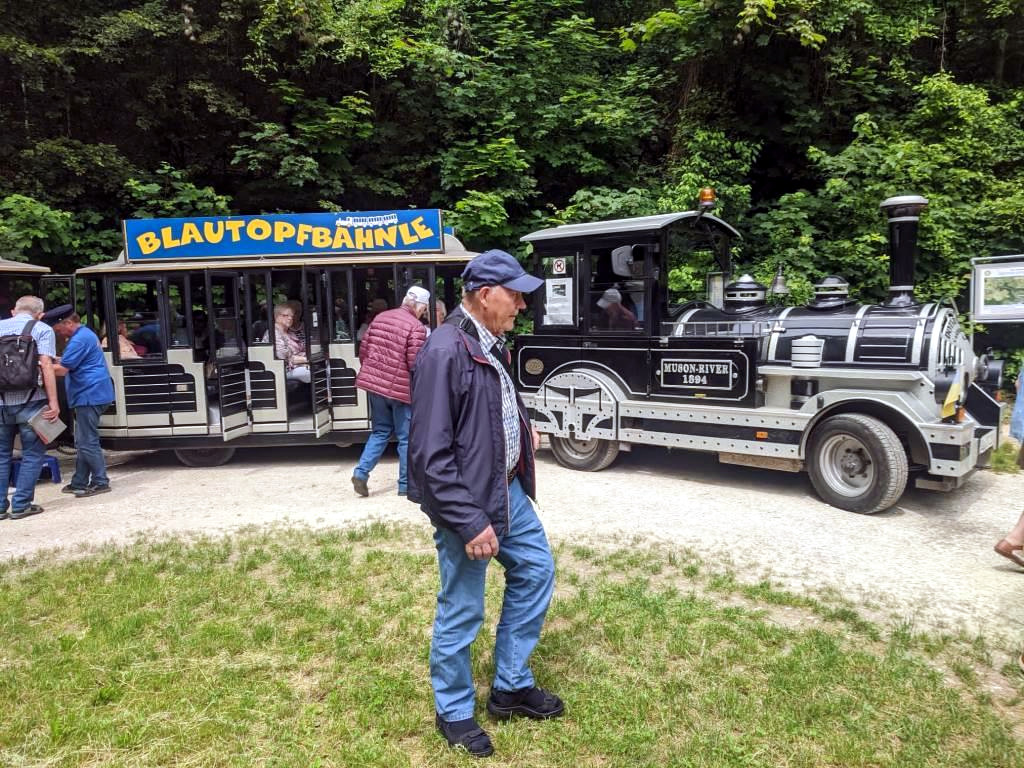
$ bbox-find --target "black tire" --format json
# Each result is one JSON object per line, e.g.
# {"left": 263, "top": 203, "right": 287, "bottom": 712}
{"left": 549, "top": 435, "right": 620, "bottom": 471}
{"left": 807, "top": 414, "right": 908, "bottom": 514}
{"left": 173, "top": 447, "right": 236, "bottom": 468}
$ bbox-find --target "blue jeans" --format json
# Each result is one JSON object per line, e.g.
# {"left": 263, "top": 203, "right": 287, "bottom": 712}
{"left": 0, "top": 401, "right": 47, "bottom": 512}
{"left": 430, "top": 478, "right": 556, "bottom": 722}
{"left": 353, "top": 393, "right": 410, "bottom": 492}
{"left": 72, "top": 404, "right": 109, "bottom": 489}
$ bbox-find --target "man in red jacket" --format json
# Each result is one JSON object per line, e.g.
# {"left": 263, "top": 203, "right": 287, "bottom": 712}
{"left": 352, "top": 286, "right": 429, "bottom": 496}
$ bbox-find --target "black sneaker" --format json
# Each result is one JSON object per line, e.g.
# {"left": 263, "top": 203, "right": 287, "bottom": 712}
{"left": 435, "top": 715, "right": 494, "bottom": 758}
{"left": 61, "top": 484, "right": 87, "bottom": 495}
{"left": 74, "top": 484, "right": 111, "bottom": 498}
{"left": 0, "top": 509, "right": 8, "bottom": 521}
{"left": 351, "top": 476, "right": 368, "bottom": 497}
{"left": 9, "top": 504, "right": 43, "bottom": 520}
{"left": 487, "top": 686, "right": 564, "bottom": 720}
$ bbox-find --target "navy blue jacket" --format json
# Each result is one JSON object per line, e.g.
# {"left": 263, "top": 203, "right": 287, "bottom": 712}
{"left": 407, "top": 306, "right": 536, "bottom": 542}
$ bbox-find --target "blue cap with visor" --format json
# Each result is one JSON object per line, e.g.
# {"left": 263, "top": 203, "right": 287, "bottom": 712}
{"left": 462, "top": 249, "right": 544, "bottom": 294}
{"left": 42, "top": 304, "right": 75, "bottom": 325}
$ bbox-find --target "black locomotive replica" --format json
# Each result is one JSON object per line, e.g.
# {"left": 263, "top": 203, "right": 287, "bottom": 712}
{"left": 513, "top": 195, "right": 1003, "bottom": 513}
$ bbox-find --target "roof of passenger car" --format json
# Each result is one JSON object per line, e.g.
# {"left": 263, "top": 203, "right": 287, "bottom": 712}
{"left": 521, "top": 211, "right": 742, "bottom": 243}
{"left": 0, "top": 258, "right": 49, "bottom": 274}
{"left": 77, "top": 234, "right": 478, "bottom": 274}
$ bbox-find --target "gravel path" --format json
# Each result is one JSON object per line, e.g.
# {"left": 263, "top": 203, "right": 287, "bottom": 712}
{"left": 3, "top": 443, "right": 1023, "bottom": 644}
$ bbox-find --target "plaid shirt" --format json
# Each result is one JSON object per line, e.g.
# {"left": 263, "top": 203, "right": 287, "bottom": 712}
{"left": 463, "top": 309, "right": 521, "bottom": 473}
{"left": 0, "top": 312, "right": 55, "bottom": 406}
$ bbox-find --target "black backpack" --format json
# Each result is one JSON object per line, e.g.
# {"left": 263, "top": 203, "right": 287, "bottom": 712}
{"left": 0, "top": 319, "right": 40, "bottom": 392}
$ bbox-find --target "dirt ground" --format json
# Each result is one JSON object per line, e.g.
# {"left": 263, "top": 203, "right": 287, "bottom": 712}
{"left": 2, "top": 443, "right": 1023, "bottom": 647}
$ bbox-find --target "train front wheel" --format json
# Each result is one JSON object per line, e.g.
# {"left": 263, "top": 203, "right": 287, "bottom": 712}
{"left": 807, "top": 414, "right": 907, "bottom": 514}
{"left": 549, "top": 434, "right": 620, "bottom": 471}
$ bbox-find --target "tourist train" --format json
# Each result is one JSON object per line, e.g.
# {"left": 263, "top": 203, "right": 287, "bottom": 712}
{"left": 512, "top": 195, "right": 1004, "bottom": 513}
{"left": 5, "top": 197, "right": 1006, "bottom": 514}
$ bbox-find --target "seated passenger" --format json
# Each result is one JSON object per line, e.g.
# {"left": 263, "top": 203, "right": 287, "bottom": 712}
{"left": 357, "top": 298, "right": 388, "bottom": 341}
{"left": 287, "top": 300, "right": 307, "bottom": 348}
{"left": 270, "top": 303, "right": 310, "bottom": 384}
{"left": 424, "top": 300, "right": 447, "bottom": 336}
{"left": 596, "top": 288, "right": 637, "bottom": 331}
{"left": 130, "top": 320, "right": 163, "bottom": 354}
{"left": 101, "top": 320, "right": 140, "bottom": 359}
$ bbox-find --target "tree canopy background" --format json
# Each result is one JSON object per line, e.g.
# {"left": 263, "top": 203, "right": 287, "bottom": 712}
{"left": 2, "top": 0, "right": 1023, "bottom": 325}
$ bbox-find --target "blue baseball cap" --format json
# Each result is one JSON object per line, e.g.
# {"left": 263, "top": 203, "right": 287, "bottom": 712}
{"left": 462, "top": 249, "right": 544, "bottom": 293}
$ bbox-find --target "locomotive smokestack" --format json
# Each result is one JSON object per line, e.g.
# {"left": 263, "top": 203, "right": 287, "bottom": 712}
{"left": 879, "top": 194, "right": 928, "bottom": 307}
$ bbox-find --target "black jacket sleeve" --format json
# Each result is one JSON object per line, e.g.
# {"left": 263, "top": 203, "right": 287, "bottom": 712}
{"left": 409, "top": 339, "right": 492, "bottom": 542}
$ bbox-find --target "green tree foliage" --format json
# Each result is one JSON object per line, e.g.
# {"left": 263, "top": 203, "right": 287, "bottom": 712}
{"left": 748, "top": 73, "right": 1024, "bottom": 304}
{"left": 0, "top": 0, "right": 1021, "bottom": 324}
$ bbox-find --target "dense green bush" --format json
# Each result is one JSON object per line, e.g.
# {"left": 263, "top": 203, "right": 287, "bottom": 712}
{"left": 1, "top": 0, "right": 1022, "bottom": 312}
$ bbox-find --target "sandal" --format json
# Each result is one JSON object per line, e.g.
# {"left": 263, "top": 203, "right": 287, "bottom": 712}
{"left": 994, "top": 539, "right": 1024, "bottom": 569}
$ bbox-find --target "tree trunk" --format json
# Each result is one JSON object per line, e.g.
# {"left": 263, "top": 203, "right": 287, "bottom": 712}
{"left": 21, "top": 78, "right": 29, "bottom": 139}
{"left": 994, "top": 30, "right": 1007, "bottom": 85}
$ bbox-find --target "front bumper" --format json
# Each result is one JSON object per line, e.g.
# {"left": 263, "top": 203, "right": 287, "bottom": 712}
{"left": 924, "top": 422, "right": 998, "bottom": 479}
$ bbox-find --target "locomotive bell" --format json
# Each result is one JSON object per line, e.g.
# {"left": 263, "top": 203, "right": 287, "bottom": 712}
{"left": 723, "top": 274, "right": 767, "bottom": 314}
{"left": 769, "top": 264, "right": 789, "bottom": 296}
{"left": 880, "top": 194, "right": 928, "bottom": 307}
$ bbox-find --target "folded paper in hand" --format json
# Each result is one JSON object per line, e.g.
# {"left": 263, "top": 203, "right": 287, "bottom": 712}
{"left": 28, "top": 408, "right": 66, "bottom": 445}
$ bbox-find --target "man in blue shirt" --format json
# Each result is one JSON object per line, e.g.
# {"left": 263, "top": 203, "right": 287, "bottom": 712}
{"left": 46, "top": 305, "right": 115, "bottom": 497}
{"left": 0, "top": 295, "right": 61, "bottom": 520}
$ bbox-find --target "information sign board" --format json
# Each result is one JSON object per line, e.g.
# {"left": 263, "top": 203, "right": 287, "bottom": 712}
{"left": 971, "top": 257, "right": 1024, "bottom": 323}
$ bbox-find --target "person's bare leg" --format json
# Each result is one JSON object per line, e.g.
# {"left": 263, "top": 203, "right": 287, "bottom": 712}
{"left": 1002, "top": 510, "right": 1024, "bottom": 547}
{"left": 994, "top": 510, "right": 1024, "bottom": 568}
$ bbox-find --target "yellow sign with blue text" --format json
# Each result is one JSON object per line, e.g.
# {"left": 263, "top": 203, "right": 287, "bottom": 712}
{"left": 122, "top": 210, "right": 444, "bottom": 262}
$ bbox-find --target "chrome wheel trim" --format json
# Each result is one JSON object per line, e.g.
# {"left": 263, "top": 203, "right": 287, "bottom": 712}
{"left": 818, "top": 434, "right": 875, "bottom": 498}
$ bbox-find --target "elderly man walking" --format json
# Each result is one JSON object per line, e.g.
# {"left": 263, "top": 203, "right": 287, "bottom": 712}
{"left": 0, "top": 296, "right": 61, "bottom": 520}
{"left": 47, "top": 305, "right": 115, "bottom": 497}
{"left": 351, "top": 286, "right": 429, "bottom": 497}
{"left": 408, "top": 250, "right": 562, "bottom": 758}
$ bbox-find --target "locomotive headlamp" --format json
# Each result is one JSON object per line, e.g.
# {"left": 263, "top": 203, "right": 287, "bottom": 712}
{"left": 973, "top": 354, "right": 1004, "bottom": 391}
{"left": 698, "top": 187, "right": 717, "bottom": 209}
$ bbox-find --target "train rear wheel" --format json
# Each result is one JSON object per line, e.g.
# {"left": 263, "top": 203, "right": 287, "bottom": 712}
{"left": 549, "top": 434, "right": 620, "bottom": 471}
{"left": 173, "top": 447, "right": 236, "bottom": 468}
{"left": 807, "top": 414, "right": 907, "bottom": 514}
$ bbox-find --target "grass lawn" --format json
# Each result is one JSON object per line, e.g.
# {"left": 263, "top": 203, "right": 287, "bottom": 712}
{"left": 991, "top": 440, "right": 1021, "bottom": 473}
{"left": 0, "top": 522, "right": 1021, "bottom": 767}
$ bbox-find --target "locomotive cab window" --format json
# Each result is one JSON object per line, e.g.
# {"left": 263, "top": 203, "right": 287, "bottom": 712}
{"left": 535, "top": 254, "right": 576, "bottom": 328}
{"left": 585, "top": 246, "right": 649, "bottom": 334}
